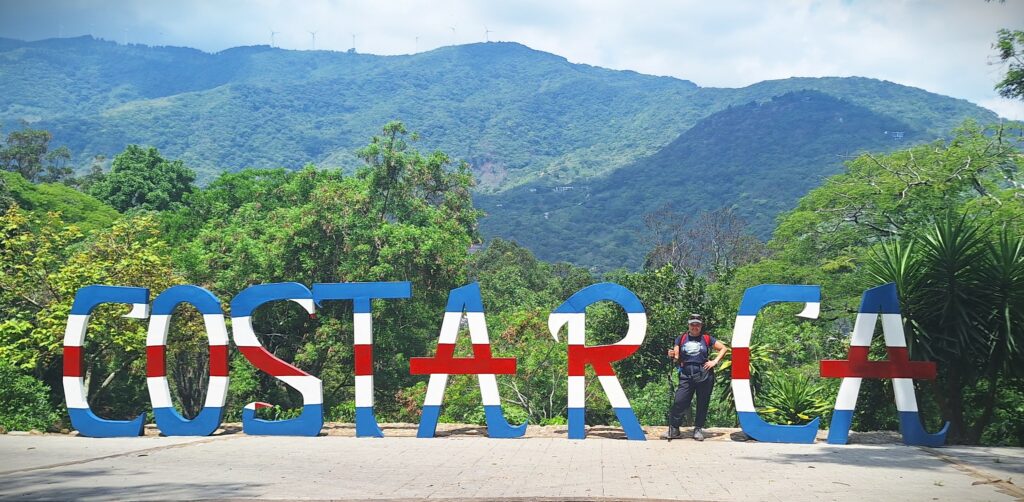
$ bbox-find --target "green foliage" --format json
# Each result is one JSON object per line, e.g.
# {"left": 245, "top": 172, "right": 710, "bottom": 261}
{"left": 757, "top": 371, "right": 833, "bottom": 426}
{"left": 0, "top": 360, "right": 62, "bottom": 432}
{"left": 866, "top": 212, "right": 1024, "bottom": 443}
{"left": 603, "top": 265, "right": 731, "bottom": 389}
{"left": 0, "top": 205, "right": 190, "bottom": 420}
{"left": 0, "top": 37, "right": 1001, "bottom": 273}
{"left": 982, "top": 382, "right": 1024, "bottom": 446}
{"left": 88, "top": 145, "right": 195, "bottom": 212}
{"left": 994, "top": 29, "right": 1024, "bottom": 100}
{"left": 0, "top": 171, "right": 119, "bottom": 234}
{"left": 161, "top": 123, "right": 480, "bottom": 422}
{"left": 772, "top": 121, "right": 1023, "bottom": 264}
{"left": 0, "top": 123, "right": 71, "bottom": 183}
{"left": 478, "top": 91, "right": 931, "bottom": 270}
{"left": 0, "top": 206, "right": 84, "bottom": 370}
{"left": 3, "top": 112, "right": 1021, "bottom": 446}
{"left": 629, "top": 380, "right": 674, "bottom": 427}
{"left": 734, "top": 121, "right": 1024, "bottom": 444}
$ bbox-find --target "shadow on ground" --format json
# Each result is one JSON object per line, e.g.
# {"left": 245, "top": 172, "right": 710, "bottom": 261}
{"left": 737, "top": 445, "right": 944, "bottom": 470}
{"left": 0, "top": 467, "right": 261, "bottom": 500}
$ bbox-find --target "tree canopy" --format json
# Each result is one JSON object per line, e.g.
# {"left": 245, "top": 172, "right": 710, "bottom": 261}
{"left": 0, "top": 124, "right": 71, "bottom": 183}
{"left": 89, "top": 145, "right": 195, "bottom": 212}
{"left": 994, "top": 29, "right": 1024, "bottom": 100}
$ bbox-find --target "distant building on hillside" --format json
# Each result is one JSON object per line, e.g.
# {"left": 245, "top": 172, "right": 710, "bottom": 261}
{"left": 884, "top": 130, "right": 905, "bottom": 142}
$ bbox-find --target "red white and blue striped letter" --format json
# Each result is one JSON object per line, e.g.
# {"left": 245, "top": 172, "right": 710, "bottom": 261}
{"left": 548, "top": 283, "right": 646, "bottom": 440}
{"left": 63, "top": 285, "right": 150, "bottom": 437}
{"left": 146, "top": 285, "right": 229, "bottom": 436}
{"left": 410, "top": 283, "right": 526, "bottom": 438}
{"left": 231, "top": 282, "right": 323, "bottom": 436}
{"left": 312, "top": 282, "right": 411, "bottom": 437}
{"left": 820, "top": 283, "right": 948, "bottom": 446}
{"left": 732, "top": 284, "right": 821, "bottom": 443}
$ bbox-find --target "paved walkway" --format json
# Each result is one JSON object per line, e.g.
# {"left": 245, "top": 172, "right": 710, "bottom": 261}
{"left": 2, "top": 428, "right": 1022, "bottom": 501}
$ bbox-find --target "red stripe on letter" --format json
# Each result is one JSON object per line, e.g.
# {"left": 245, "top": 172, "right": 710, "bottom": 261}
{"left": 238, "top": 346, "right": 309, "bottom": 377}
{"left": 568, "top": 344, "right": 639, "bottom": 377}
{"left": 146, "top": 345, "right": 166, "bottom": 377}
{"left": 354, "top": 345, "right": 373, "bottom": 375}
{"left": 731, "top": 347, "right": 750, "bottom": 379}
{"left": 209, "top": 345, "right": 229, "bottom": 377}
{"left": 63, "top": 346, "right": 82, "bottom": 377}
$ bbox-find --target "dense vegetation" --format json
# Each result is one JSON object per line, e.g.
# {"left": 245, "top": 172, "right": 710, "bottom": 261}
{"left": 1, "top": 119, "right": 1021, "bottom": 446}
{"left": 0, "top": 36, "right": 995, "bottom": 192}
{"left": 1, "top": 37, "right": 1003, "bottom": 278}
{"left": 478, "top": 90, "right": 917, "bottom": 269}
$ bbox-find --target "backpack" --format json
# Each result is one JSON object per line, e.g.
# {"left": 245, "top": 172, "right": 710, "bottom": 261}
{"left": 674, "top": 333, "right": 711, "bottom": 361}
{"left": 675, "top": 333, "right": 713, "bottom": 382}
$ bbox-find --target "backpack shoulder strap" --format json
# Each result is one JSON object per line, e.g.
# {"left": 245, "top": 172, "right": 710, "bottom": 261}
{"left": 703, "top": 334, "right": 711, "bottom": 349}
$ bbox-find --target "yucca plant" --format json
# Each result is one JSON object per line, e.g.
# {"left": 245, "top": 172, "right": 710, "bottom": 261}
{"left": 757, "top": 372, "right": 832, "bottom": 426}
{"left": 867, "top": 211, "right": 1024, "bottom": 443}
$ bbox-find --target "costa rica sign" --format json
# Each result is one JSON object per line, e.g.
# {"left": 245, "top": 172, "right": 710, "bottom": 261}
{"left": 61, "top": 281, "right": 947, "bottom": 445}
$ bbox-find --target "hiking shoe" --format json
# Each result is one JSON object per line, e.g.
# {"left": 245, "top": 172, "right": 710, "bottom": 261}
{"left": 693, "top": 427, "right": 705, "bottom": 441}
{"left": 661, "top": 426, "right": 681, "bottom": 439}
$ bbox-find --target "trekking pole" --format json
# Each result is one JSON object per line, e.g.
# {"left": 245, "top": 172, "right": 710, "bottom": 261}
{"left": 665, "top": 363, "right": 676, "bottom": 442}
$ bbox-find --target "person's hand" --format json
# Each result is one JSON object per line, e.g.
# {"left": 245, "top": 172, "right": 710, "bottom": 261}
{"left": 667, "top": 347, "right": 675, "bottom": 358}
{"left": 703, "top": 359, "right": 718, "bottom": 370}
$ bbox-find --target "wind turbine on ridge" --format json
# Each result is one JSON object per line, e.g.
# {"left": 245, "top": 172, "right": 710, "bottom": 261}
{"left": 309, "top": 30, "right": 318, "bottom": 50}
{"left": 484, "top": 26, "right": 493, "bottom": 42}
{"left": 270, "top": 30, "right": 279, "bottom": 48}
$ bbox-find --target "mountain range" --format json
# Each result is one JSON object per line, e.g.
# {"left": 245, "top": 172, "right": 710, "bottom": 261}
{"left": 0, "top": 36, "right": 1001, "bottom": 269}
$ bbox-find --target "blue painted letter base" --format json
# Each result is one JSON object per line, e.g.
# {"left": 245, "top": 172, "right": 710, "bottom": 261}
{"left": 242, "top": 404, "right": 323, "bottom": 436}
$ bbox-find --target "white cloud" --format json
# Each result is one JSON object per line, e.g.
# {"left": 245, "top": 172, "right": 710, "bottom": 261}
{"left": 2, "top": 0, "right": 1023, "bottom": 118}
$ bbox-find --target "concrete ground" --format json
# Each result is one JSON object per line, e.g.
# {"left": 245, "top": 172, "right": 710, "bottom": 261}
{"left": 1, "top": 426, "right": 1022, "bottom": 501}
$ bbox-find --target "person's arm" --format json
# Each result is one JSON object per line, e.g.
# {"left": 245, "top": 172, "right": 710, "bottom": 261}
{"left": 703, "top": 340, "right": 728, "bottom": 370}
{"left": 667, "top": 344, "right": 679, "bottom": 360}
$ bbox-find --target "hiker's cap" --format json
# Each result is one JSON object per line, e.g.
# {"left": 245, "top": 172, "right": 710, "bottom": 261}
{"left": 688, "top": 314, "right": 703, "bottom": 325}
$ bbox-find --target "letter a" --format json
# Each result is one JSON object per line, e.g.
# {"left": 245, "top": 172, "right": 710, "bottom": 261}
{"left": 410, "top": 283, "right": 526, "bottom": 438}
{"left": 820, "top": 283, "right": 949, "bottom": 446}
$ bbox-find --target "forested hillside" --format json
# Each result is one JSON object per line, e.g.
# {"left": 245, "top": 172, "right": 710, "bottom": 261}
{"left": 0, "top": 36, "right": 996, "bottom": 191}
{"left": 478, "top": 91, "right": 918, "bottom": 269}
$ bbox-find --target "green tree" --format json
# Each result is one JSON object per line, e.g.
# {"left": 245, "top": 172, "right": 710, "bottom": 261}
{"left": 0, "top": 206, "right": 194, "bottom": 420}
{"left": 172, "top": 123, "right": 482, "bottom": 422}
{"left": 0, "top": 171, "right": 119, "bottom": 234}
{"left": 867, "top": 213, "right": 1024, "bottom": 444}
{"left": 726, "top": 120, "right": 1023, "bottom": 442}
{"left": 772, "top": 122, "right": 1023, "bottom": 266}
{"left": 89, "top": 145, "right": 195, "bottom": 212}
{"left": 994, "top": 29, "right": 1024, "bottom": 100}
{"left": 0, "top": 124, "right": 72, "bottom": 183}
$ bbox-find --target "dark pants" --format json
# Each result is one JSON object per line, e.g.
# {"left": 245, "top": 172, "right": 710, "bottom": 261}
{"left": 669, "top": 368, "right": 714, "bottom": 428}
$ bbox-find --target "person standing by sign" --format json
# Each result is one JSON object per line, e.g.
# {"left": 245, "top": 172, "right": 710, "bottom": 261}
{"left": 661, "top": 314, "right": 728, "bottom": 441}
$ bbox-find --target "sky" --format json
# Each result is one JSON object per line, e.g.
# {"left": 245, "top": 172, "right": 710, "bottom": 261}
{"left": 2, "top": 0, "right": 1023, "bottom": 119}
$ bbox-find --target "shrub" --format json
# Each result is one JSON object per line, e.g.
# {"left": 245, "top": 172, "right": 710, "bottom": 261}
{"left": 0, "top": 361, "right": 62, "bottom": 432}
{"left": 757, "top": 372, "right": 832, "bottom": 426}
